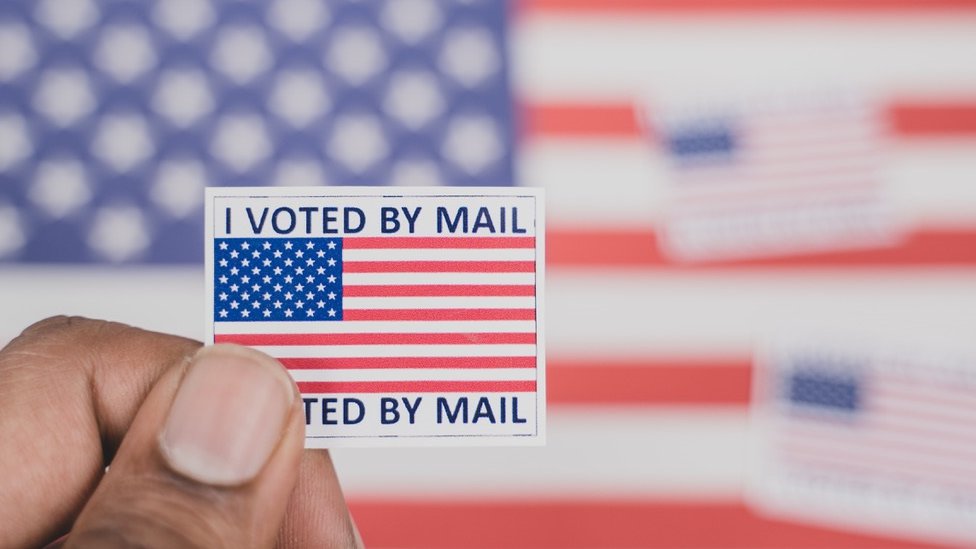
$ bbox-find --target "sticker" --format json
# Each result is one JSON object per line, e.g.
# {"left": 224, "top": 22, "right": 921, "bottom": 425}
{"left": 748, "top": 342, "right": 976, "bottom": 546}
{"left": 205, "top": 187, "right": 545, "bottom": 447}
{"left": 648, "top": 93, "right": 902, "bottom": 262}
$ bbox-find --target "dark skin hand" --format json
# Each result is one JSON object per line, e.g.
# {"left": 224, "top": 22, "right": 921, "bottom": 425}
{"left": 0, "top": 316, "right": 362, "bottom": 548}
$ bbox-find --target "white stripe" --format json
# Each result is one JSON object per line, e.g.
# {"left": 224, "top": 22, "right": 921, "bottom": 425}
{"left": 516, "top": 15, "right": 976, "bottom": 100}
{"left": 520, "top": 139, "right": 665, "bottom": 228}
{"left": 547, "top": 270, "right": 976, "bottom": 358}
{"left": 288, "top": 368, "right": 538, "bottom": 383}
{"left": 344, "top": 248, "right": 535, "bottom": 261}
{"left": 334, "top": 407, "right": 747, "bottom": 497}
{"left": 888, "top": 140, "right": 976, "bottom": 227}
{"left": 521, "top": 138, "right": 976, "bottom": 227}
{"left": 215, "top": 320, "right": 537, "bottom": 334}
{"left": 344, "top": 272, "right": 537, "bottom": 285}
{"left": 343, "top": 296, "right": 535, "bottom": 309}
{"left": 260, "top": 344, "right": 537, "bottom": 358}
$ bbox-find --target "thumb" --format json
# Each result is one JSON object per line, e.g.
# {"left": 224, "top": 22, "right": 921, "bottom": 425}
{"left": 64, "top": 344, "right": 305, "bottom": 549}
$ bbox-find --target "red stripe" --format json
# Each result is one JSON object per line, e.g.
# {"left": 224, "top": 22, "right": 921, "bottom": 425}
{"left": 298, "top": 381, "right": 536, "bottom": 393}
{"left": 547, "top": 228, "right": 976, "bottom": 267}
{"left": 282, "top": 357, "right": 537, "bottom": 369}
{"left": 345, "top": 237, "right": 535, "bottom": 249}
{"left": 889, "top": 102, "right": 976, "bottom": 136}
{"left": 521, "top": 0, "right": 976, "bottom": 14}
{"left": 548, "top": 357, "right": 752, "bottom": 405}
{"left": 523, "top": 102, "right": 976, "bottom": 139}
{"left": 344, "top": 309, "right": 536, "bottom": 321}
{"left": 344, "top": 284, "right": 535, "bottom": 297}
{"left": 278, "top": 356, "right": 744, "bottom": 403}
{"left": 216, "top": 332, "right": 536, "bottom": 345}
{"left": 344, "top": 261, "right": 535, "bottom": 272}
{"left": 523, "top": 103, "right": 643, "bottom": 138}
{"left": 349, "top": 499, "right": 948, "bottom": 549}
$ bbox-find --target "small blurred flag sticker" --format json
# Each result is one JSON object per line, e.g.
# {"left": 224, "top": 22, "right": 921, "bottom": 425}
{"left": 748, "top": 343, "right": 976, "bottom": 545}
{"left": 205, "top": 187, "right": 545, "bottom": 447}
{"left": 652, "top": 94, "right": 902, "bottom": 262}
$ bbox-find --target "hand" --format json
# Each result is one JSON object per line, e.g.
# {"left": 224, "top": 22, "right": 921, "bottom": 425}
{"left": 0, "top": 316, "right": 362, "bottom": 548}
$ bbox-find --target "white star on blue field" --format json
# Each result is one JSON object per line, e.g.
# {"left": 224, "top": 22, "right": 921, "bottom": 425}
{"left": 214, "top": 237, "right": 344, "bottom": 321}
{"left": 0, "top": 0, "right": 514, "bottom": 263}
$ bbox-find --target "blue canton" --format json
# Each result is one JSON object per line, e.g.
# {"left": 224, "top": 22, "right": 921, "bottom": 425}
{"left": 0, "top": 0, "right": 514, "bottom": 263}
{"left": 214, "top": 237, "right": 342, "bottom": 322}
{"left": 787, "top": 370, "right": 861, "bottom": 412}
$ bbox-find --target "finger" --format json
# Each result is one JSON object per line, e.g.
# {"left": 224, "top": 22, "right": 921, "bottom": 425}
{"left": 0, "top": 316, "right": 200, "bottom": 548}
{"left": 275, "top": 451, "right": 362, "bottom": 549}
{"left": 65, "top": 344, "right": 305, "bottom": 549}
{"left": 0, "top": 317, "right": 357, "bottom": 548}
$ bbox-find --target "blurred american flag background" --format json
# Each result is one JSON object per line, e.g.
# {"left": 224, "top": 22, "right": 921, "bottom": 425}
{"left": 2, "top": 0, "right": 976, "bottom": 547}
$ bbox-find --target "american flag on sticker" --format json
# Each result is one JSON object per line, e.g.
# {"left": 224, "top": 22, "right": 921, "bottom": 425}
{"left": 206, "top": 187, "right": 544, "bottom": 447}
{"left": 655, "top": 96, "right": 901, "bottom": 262}
{"left": 749, "top": 345, "right": 976, "bottom": 546}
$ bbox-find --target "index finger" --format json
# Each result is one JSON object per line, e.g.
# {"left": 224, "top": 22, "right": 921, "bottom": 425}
{"left": 0, "top": 316, "right": 201, "bottom": 548}
{"left": 0, "top": 316, "right": 357, "bottom": 549}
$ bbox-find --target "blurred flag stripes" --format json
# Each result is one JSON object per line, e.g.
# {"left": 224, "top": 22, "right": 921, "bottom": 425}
{"left": 2, "top": 0, "right": 975, "bottom": 547}
{"left": 536, "top": 102, "right": 976, "bottom": 269}
{"left": 343, "top": 1, "right": 976, "bottom": 547}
